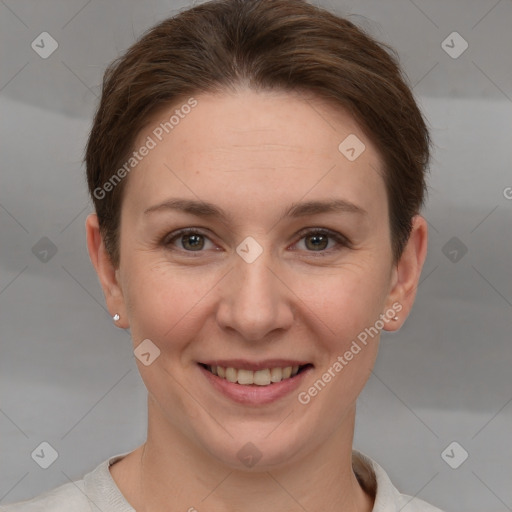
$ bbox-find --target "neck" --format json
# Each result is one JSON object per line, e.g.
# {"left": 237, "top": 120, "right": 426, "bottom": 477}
{"left": 113, "top": 399, "right": 374, "bottom": 512}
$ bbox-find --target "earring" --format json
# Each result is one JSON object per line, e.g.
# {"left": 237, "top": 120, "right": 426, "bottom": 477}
{"left": 112, "top": 313, "right": 120, "bottom": 322}
{"left": 392, "top": 316, "right": 398, "bottom": 321}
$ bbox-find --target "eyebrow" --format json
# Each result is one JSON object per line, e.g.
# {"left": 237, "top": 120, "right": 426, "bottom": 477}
{"left": 143, "top": 198, "right": 367, "bottom": 221}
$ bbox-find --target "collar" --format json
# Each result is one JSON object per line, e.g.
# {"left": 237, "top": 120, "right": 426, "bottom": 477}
{"left": 83, "top": 449, "right": 433, "bottom": 511}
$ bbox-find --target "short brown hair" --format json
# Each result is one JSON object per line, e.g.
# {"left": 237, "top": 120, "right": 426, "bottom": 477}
{"left": 85, "top": 0, "right": 432, "bottom": 268}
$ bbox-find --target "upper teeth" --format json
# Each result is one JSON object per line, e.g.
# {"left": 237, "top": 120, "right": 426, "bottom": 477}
{"left": 208, "top": 365, "right": 300, "bottom": 385}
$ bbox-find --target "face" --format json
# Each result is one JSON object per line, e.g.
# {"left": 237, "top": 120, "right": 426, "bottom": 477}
{"left": 91, "top": 88, "right": 418, "bottom": 470}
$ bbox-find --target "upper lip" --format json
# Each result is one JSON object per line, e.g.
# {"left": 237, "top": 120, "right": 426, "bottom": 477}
{"left": 199, "top": 359, "right": 312, "bottom": 371}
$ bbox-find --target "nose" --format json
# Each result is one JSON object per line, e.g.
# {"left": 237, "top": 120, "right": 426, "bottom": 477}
{"left": 215, "top": 250, "right": 295, "bottom": 342}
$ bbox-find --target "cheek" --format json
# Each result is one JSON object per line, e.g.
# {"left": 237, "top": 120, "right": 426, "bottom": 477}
{"left": 294, "top": 266, "right": 387, "bottom": 413}
{"left": 123, "top": 259, "right": 218, "bottom": 347}
{"left": 293, "top": 258, "right": 389, "bottom": 343}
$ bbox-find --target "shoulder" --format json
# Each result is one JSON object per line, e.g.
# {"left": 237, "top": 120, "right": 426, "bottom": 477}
{"left": 0, "top": 480, "right": 90, "bottom": 512}
{"left": 352, "top": 449, "right": 446, "bottom": 512}
{"left": 395, "top": 494, "right": 446, "bottom": 512}
{"left": 0, "top": 452, "right": 134, "bottom": 512}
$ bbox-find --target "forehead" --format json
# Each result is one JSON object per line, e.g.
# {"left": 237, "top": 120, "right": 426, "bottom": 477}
{"left": 125, "top": 88, "right": 386, "bottom": 219}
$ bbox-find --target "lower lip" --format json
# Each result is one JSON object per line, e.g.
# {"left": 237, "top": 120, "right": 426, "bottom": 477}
{"left": 198, "top": 364, "right": 313, "bottom": 405}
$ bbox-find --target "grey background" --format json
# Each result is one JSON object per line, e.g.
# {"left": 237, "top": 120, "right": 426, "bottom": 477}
{"left": 1, "top": 0, "right": 511, "bottom": 511}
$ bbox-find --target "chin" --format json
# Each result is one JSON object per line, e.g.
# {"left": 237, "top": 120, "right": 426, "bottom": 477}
{"left": 189, "top": 416, "right": 312, "bottom": 471}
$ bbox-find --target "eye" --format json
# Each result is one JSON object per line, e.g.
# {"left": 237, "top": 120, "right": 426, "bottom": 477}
{"left": 292, "top": 228, "right": 350, "bottom": 256}
{"left": 160, "top": 227, "right": 350, "bottom": 256}
{"left": 162, "top": 228, "right": 216, "bottom": 253}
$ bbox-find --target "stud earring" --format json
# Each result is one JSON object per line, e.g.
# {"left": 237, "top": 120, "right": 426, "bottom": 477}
{"left": 112, "top": 313, "right": 120, "bottom": 322}
{"left": 392, "top": 316, "right": 398, "bottom": 321}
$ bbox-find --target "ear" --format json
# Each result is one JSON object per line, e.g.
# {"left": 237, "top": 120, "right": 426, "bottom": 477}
{"left": 85, "top": 213, "right": 129, "bottom": 328}
{"left": 382, "top": 215, "right": 428, "bottom": 331}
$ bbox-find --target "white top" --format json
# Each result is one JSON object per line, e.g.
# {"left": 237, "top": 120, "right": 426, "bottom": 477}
{"left": 0, "top": 450, "right": 445, "bottom": 511}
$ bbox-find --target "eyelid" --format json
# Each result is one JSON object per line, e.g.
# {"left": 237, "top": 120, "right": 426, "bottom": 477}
{"left": 161, "top": 227, "right": 217, "bottom": 253}
{"left": 290, "top": 227, "right": 352, "bottom": 254}
{"left": 293, "top": 226, "right": 351, "bottom": 244}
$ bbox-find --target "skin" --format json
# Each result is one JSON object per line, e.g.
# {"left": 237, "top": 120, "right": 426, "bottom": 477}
{"left": 86, "top": 87, "right": 427, "bottom": 512}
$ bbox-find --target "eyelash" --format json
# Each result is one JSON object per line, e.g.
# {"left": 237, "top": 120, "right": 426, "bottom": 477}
{"left": 160, "top": 227, "right": 351, "bottom": 257}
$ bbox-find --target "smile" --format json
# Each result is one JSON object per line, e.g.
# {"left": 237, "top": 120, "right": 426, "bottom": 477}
{"left": 198, "top": 360, "right": 314, "bottom": 405}
{"left": 200, "top": 364, "right": 311, "bottom": 386}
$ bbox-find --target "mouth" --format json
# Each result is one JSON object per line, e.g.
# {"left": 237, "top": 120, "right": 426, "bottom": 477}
{"left": 199, "top": 363, "right": 313, "bottom": 386}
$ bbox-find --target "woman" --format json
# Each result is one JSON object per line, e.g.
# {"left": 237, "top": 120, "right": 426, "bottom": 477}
{"left": 2, "top": 0, "right": 445, "bottom": 510}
